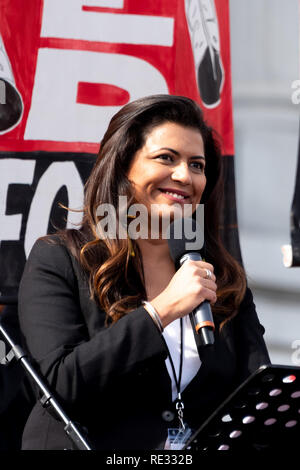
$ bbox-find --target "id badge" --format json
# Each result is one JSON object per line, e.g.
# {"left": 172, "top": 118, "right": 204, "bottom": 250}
{"left": 164, "top": 425, "right": 193, "bottom": 450}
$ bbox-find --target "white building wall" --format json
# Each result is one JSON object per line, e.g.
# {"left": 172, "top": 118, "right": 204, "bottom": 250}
{"left": 229, "top": 0, "right": 300, "bottom": 366}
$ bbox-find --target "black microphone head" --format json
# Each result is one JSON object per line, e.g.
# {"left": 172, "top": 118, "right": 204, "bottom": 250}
{"left": 167, "top": 217, "right": 204, "bottom": 266}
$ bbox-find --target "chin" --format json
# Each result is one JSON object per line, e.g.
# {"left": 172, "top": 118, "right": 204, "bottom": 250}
{"left": 152, "top": 203, "right": 195, "bottom": 222}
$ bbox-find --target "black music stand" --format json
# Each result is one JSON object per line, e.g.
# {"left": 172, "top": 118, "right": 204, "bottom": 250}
{"left": 0, "top": 321, "right": 93, "bottom": 450}
{"left": 184, "top": 364, "right": 300, "bottom": 452}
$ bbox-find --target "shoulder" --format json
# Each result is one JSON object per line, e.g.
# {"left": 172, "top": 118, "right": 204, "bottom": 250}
{"left": 18, "top": 234, "right": 85, "bottom": 311}
{"left": 22, "top": 234, "right": 80, "bottom": 287}
{"left": 27, "top": 234, "right": 72, "bottom": 266}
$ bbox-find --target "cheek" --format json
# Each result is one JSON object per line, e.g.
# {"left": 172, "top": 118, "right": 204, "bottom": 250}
{"left": 194, "top": 176, "right": 207, "bottom": 199}
{"left": 128, "top": 163, "right": 160, "bottom": 189}
{"left": 127, "top": 164, "right": 142, "bottom": 185}
{"left": 136, "top": 171, "right": 167, "bottom": 194}
{"left": 129, "top": 175, "right": 156, "bottom": 204}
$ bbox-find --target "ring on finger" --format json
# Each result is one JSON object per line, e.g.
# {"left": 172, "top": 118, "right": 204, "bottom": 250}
{"left": 204, "top": 268, "right": 213, "bottom": 280}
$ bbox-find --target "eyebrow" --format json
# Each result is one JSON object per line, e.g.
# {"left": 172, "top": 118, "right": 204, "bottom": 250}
{"left": 159, "top": 147, "right": 206, "bottom": 160}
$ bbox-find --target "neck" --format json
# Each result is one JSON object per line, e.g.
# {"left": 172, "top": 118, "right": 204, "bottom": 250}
{"left": 136, "top": 238, "right": 176, "bottom": 301}
{"left": 136, "top": 237, "right": 172, "bottom": 266}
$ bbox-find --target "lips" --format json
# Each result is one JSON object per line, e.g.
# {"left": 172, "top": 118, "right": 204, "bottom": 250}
{"left": 159, "top": 188, "right": 191, "bottom": 201}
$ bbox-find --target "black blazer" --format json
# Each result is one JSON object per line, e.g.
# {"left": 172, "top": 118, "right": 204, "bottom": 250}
{"left": 18, "top": 237, "right": 270, "bottom": 450}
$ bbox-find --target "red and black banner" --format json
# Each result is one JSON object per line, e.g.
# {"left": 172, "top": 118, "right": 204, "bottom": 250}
{"left": 0, "top": 0, "right": 240, "bottom": 303}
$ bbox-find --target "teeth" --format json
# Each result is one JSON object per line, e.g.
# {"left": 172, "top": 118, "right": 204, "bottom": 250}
{"left": 164, "top": 191, "right": 185, "bottom": 200}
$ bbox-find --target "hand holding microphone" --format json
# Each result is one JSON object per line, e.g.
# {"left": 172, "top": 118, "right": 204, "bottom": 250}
{"left": 150, "top": 218, "right": 217, "bottom": 346}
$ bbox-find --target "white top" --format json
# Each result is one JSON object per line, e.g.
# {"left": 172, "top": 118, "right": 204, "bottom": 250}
{"left": 162, "top": 315, "right": 202, "bottom": 401}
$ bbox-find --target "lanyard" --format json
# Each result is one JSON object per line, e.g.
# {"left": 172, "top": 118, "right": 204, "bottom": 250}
{"left": 163, "top": 318, "right": 185, "bottom": 430}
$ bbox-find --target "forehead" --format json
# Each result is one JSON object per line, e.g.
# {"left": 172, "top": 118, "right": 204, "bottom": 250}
{"left": 142, "top": 122, "right": 204, "bottom": 153}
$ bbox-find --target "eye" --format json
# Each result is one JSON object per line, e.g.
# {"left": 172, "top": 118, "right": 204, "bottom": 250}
{"left": 155, "top": 154, "right": 174, "bottom": 162}
{"left": 189, "top": 161, "right": 205, "bottom": 173}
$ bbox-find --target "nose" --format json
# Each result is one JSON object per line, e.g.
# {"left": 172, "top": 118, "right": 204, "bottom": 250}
{"left": 171, "top": 162, "right": 192, "bottom": 184}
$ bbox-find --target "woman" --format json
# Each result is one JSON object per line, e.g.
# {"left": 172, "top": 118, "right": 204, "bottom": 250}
{"left": 18, "top": 94, "right": 270, "bottom": 450}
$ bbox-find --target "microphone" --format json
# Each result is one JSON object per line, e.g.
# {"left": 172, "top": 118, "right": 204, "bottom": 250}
{"left": 167, "top": 217, "right": 215, "bottom": 347}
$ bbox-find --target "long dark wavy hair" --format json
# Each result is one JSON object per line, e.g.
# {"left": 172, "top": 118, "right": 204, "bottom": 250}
{"left": 54, "top": 94, "right": 246, "bottom": 328}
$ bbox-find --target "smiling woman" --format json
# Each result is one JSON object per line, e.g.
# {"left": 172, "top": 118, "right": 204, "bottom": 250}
{"left": 127, "top": 122, "right": 207, "bottom": 218}
{"left": 18, "top": 94, "right": 270, "bottom": 450}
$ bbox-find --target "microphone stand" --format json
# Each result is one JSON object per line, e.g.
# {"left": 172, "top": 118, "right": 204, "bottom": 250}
{"left": 0, "top": 322, "right": 92, "bottom": 450}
